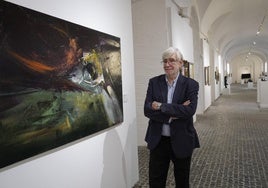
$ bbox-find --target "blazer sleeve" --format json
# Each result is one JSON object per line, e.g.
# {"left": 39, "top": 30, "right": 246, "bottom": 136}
{"left": 160, "top": 78, "right": 199, "bottom": 119}
{"left": 144, "top": 78, "right": 170, "bottom": 124}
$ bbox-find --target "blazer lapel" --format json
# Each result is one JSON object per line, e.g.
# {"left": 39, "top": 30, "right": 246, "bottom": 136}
{"left": 172, "top": 74, "right": 185, "bottom": 103}
{"left": 158, "top": 75, "right": 168, "bottom": 103}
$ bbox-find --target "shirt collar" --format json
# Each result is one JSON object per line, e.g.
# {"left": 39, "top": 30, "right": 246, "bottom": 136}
{"left": 165, "top": 73, "right": 179, "bottom": 87}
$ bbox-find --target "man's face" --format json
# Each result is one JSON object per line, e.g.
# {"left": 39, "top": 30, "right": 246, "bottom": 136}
{"left": 162, "top": 54, "right": 183, "bottom": 77}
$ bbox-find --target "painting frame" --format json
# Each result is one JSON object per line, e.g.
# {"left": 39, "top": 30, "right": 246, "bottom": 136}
{"left": 0, "top": 1, "right": 123, "bottom": 169}
{"left": 215, "top": 66, "right": 220, "bottom": 84}
{"left": 182, "top": 60, "right": 194, "bottom": 78}
{"left": 204, "top": 66, "right": 210, "bottom": 85}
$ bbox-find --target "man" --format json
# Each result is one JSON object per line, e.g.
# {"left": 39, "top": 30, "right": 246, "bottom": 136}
{"left": 224, "top": 75, "right": 228, "bottom": 88}
{"left": 144, "top": 47, "right": 200, "bottom": 188}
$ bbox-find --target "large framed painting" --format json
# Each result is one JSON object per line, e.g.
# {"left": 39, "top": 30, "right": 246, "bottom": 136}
{"left": 0, "top": 1, "right": 123, "bottom": 169}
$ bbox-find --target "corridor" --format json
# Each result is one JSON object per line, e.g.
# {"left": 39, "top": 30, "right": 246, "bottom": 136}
{"left": 134, "top": 84, "right": 268, "bottom": 188}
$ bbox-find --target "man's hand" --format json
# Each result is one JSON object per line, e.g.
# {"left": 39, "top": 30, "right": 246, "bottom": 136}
{"left": 152, "top": 101, "right": 161, "bottom": 110}
{"left": 183, "top": 100, "right": 190, "bottom": 106}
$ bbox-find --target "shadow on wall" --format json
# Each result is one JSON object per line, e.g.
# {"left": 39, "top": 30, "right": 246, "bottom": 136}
{"left": 101, "top": 119, "right": 139, "bottom": 188}
{"left": 101, "top": 129, "right": 127, "bottom": 188}
{"left": 123, "top": 119, "right": 139, "bottom": 187}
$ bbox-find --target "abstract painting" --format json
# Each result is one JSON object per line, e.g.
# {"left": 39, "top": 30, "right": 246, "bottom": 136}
{"left": 0, "top": 1, "right": 123, "bottom": 169}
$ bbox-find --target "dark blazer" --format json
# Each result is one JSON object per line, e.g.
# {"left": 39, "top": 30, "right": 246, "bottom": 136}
{"left": 144, "top": 73, "right": 200, "bottom": 158}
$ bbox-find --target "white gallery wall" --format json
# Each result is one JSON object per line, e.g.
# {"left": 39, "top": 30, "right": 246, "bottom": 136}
{"left": 203, "top": 39, "right": 212, "bottom": 110}
{"left": 132, "top": 0, "right": 168, "bottom": 146}
{"left": 167, "top": 3, "right": 198, "bottom": 122}
{"left": 167, "top": 5, "right": 194, "bottom": 62}
{"left": 0, "top": 0, "right": 139, "bottom": 188}
{"left": 219, "top": 55, "right": 225, "bottom": 91}
{"left": 132, "top": 0, "right": 199, "bottom": 146}
{"left": 230, "top": 55, "right": 263, "bottom": 83}
{"left": 214, "top": 51, "right": 221, "bottom": 99}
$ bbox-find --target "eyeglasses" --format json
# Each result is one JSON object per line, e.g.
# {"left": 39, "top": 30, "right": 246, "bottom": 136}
{"left": 161, "top": 58, "right": 178, "bottom": 65}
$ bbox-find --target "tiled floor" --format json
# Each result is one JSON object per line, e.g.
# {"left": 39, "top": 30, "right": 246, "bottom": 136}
{"left": 134, "top": 84, "right": 268, "bottom": 188}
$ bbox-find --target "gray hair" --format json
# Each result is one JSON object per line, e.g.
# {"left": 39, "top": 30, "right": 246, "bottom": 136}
{"left": 162, "top": 47, "right": 183, "bottom": 61}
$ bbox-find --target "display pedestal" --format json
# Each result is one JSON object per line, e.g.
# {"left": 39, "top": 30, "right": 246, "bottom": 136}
{"left": 248, "top": 82, "right": 253, "bottom": 88}
{"left": 258, "top": 81, "right": 268, "bottom": 108}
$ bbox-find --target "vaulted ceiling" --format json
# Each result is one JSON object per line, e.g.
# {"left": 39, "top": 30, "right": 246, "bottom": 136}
{"left": 194, "top": 0, "right": 268, "bottom": 64}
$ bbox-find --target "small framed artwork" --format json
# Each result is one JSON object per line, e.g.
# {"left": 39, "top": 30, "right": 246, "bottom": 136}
{"left": 215, "top": 67, "right": 220, "bottom": 84}
{"left": 204, "top": 66, "right": 210, "bottom": 85}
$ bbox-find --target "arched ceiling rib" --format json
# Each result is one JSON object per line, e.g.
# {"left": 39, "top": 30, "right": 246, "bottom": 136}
{"left": 196, "top": 0, "right": 268, "bottom": 63}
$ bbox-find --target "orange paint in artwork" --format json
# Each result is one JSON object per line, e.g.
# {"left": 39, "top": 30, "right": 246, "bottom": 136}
{"left": 8, "top": 51, "right": 55, "bottom": 73}
{"left": 50, "top": 25, "right": 69, "bottom": 38}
